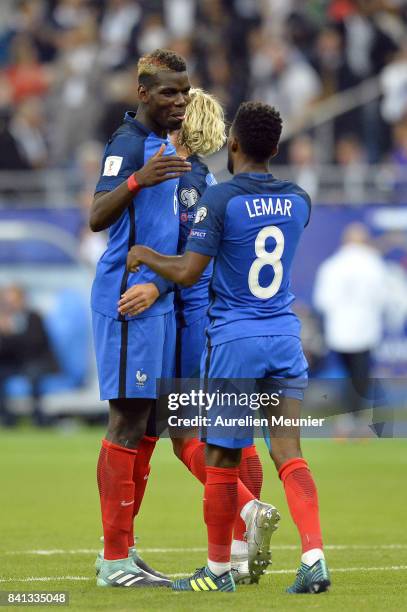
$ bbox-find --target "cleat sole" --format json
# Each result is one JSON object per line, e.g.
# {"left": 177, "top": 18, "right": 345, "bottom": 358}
{"left": 287, "top": 559, "right": 331, "bottom": 594}
{"left": 233, "top": 575, "right": 252, "bottom": 585}
{"left": 97, "top": 577, "right": 171, "bottom": 588}
{"left": 248, "top": 506, "right": 280, "bottom": 582}
{"left": 309, "top": 579, "right": 331, "bottom": 594}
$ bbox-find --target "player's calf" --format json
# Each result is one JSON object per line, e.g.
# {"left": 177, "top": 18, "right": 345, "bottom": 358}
{"left": 277, "top": 455, "right": 329, "bottom": 594}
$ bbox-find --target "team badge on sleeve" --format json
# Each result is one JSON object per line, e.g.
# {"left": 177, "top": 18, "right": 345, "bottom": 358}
{"left": 180, "top": 188, "right": 199, "bottom": 209}
{"left": 103, "top": 156, "right": 123, "bottom": 176}
{"left": 195, "top": 206, "right": 208, "bottom": 223}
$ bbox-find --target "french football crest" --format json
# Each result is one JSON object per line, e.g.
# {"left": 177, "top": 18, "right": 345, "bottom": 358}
{"left": 136, "top": 370, "right": 147, "bottom": 386}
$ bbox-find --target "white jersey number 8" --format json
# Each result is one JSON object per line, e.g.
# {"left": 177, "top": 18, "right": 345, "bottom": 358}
{"left": 248, "top": 225, "right": 284, "bottom": 299}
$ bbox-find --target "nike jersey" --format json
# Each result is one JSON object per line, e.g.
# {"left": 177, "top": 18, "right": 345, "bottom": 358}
{"left": 91, "top": 112, "right": 179, "bottom": 320}
{"left": 175, "top": 154, "right": 216, "bottom": 326}
{"left": 186, "top": 172, "right": 311, "bottom": 345}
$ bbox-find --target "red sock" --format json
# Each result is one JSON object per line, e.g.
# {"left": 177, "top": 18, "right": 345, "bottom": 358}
{"left": 279, "top": 457, "right": 323, "bottom": 553}
{"left": 180, "top": 438, "right": 206, "bottom": 483}
{"left": 239, "top": 445, "right": 263, "bottom": 498}
{"left": 97, "top": 438, "right": 137, "bottom": 560}
{"left": 233, "top": 445, "right": 263, "bottom": 541}
{"left": 204, "top": 466, "right": 239, "bottom": 563}
{"left": 128, "top": 435, "right": 158, "bottom": 547}
{"left": 180, "top": 438, "right": 254, "bottom": 509}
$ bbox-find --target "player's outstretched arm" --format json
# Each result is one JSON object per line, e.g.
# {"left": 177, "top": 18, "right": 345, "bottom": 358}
{"left": 126, "top": 246, "right": 211, "bottom": 287}
{"left": 89, "top": 145, "right": 191, "bottom": 232}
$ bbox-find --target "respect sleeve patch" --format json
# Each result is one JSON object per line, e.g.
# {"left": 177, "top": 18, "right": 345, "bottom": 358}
{"left": 103, "top": 156, "right": 124, "bottom": 176}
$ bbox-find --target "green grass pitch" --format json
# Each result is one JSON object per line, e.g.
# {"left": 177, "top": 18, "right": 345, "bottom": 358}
{"left": 0, "top": 428, "right": 407, "bottom": 611}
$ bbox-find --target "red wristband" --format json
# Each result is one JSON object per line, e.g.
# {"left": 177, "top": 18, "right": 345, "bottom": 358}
{"left": 127, "top": 173, "right": 141, "bottom": 194}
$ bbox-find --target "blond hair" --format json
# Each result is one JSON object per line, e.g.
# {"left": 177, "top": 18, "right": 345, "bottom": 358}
{"left": 178, "top": 88, "right": 226, "bottom": 156}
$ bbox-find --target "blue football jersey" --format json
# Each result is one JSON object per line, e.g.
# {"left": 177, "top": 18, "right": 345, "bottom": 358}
{"left": 175, "top": 154, "right": 215, "bottom": 326}
{"left": 91, "top": 112, "right": 179, "bottom": 320}
{"left": 186, "top": 172, "right": 311, "bottom": 345}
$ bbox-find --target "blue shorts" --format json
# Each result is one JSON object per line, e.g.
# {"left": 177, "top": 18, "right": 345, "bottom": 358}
{"left": 92, "top": 310, "right": 175, "bottom": 400}
{"left": 176, "top": 314, "right": 209, "bottom": 379}
{"left": 201, "top": 335, "right": 308, "bottom": 449}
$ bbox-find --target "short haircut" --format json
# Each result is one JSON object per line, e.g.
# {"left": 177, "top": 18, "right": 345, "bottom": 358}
{"left": 177, "top": 88, "right": 226, "bottom": 156}
{"left": 232, "top": 102, "right": 283, "bottom": 161}
{"left": 138, "top": 48, "right": 187, "bottom": 87}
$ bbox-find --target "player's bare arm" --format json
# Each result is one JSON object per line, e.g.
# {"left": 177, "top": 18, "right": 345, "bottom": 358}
{"left": 126, "top": 246, "right": 211, "bottom": 287}
{"left": 89, "top": 144, "right": 191, "bottom": 232}
{"left": 117, "top": 282, "right": 159, "bottom": 316}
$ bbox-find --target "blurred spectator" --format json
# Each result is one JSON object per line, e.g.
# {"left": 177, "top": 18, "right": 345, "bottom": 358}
{"left": 76, "top": 140, "right": 104, "bottom": 198}
{"left": 0, "top": 285, "right": 59, "bottom": 427}
{"left": 313, "top": 25, "right": 358, "bottom": 95}
{"left": 334, "top": 0, "right": 405, "bottom": 162}
{"left": 334, "top": 0, "right": 405, "bottom": 163}
{"left": 390, "top": 118, "right": 407, "bottom": 202}
{"left": 0, "top": 71, "right": 13, "bottom": 113}
{"left": 261, "top": 0, "right": 296, "bottom": 29}
{"left": 48, "top": 16, "right": 104, "bottom": 164}
{"left": 97, "top": 68, "right": 139, "bottom": 141}
{"left": 168, "top": 37, "right": 198, "bottom": 84}
{"left": 51, "top": 0, "right": 93, "bottom": 31}
{"left": 381, "top": 43, "right": 407, "bottom": 124}
{"left": 288, "top": 134, "right": 319, "bottom": 201}
{"left": 328, "top": 0, "right": 356, "bottom": 22}
{"left": 250, "top": 35, "right": 322, "bottom": 124}
{"left": 206, "top": 46, "right": 234, "bottom": 114}
{"left": 79, "top": 226, "right": 107, "bottom": 268}
{"left": 99, "top": 0, "right": 142, "bottom": 69}
{"left": 7, "top": 97, "right": 48, "bottom": 169}
{"left": 294, "top": 302, "right": 327, "bottom": 375}
{"left": 335, "top": 134, "right": 367, "bottom": 202}
{"left": 163, "top": 0, "right": 196, "bottom": 38}
{"left": 0, "top": 0, "right": 14, "bottom": 34}
{"left": 312, "top": 24, "right": 364, "bottom": 152}
{"left": 284, "top": 8, "right": 318, "bottom": 58}
{"left": 0, "top": 0, "right": 404, "bottom": 173}
{"left": 392, "top": 119, "right": 407, "bottom": 167}
{"left": 6, "top": 0, "right": 57, "bottom": 64}
{"left": 341, "top": 0, "right": 401, "bottom": 80}
{"left": 0, "top": 114, "right": 30, "bottom": 171}
{"left": 136, "top": 13, "right": 169, "bottom": 56}
{"left": 4, "top": 33, "right": 52, "bottom": 103}
{"left": 75, "top": 140, "right": 107, "bottom": 267}
{"left": 313, "top": 223, "right": 388, "bottom": 432}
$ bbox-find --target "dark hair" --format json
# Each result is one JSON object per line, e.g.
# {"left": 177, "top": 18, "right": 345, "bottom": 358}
{"left": 138, "top": 49, "right": 187, "bottom": 87}
{"left": 232, "top": 102, "right": 283, "bottom": 161}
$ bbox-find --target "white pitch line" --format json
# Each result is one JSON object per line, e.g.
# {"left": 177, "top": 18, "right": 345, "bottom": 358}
{"left": 171, "top": 566, "right": 407, "bottom": 577}
{"left": 0, "top": 576, "right": 91, "bottom": 583}
{"left": 1, "top": 566, "right": 407, "bottom": 584}
{"left": 2, "top": 544, "right": 407, "bottom": 556}
{"left": 2, "top": 548, "right": 207, "bottom": 556}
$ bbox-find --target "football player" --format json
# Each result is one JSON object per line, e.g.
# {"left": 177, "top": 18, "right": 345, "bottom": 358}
{"left": 127, "top": 101, "right": 330, "bottom": 594}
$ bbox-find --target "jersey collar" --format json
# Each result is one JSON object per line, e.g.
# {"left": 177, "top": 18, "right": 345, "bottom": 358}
{"left": 124, "top": 111, "right": 151, "bottom": 135}
{"left": 124, "top": 111, "right": 170, "bottom": 142}
{"left": 235, "top": 172, "right": 275, "bottom": 181}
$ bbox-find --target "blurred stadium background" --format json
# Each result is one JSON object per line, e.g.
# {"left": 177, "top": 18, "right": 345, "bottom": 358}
{"left": 0, "top": 0, "right": 406, "bottom": 425}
